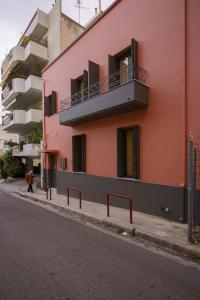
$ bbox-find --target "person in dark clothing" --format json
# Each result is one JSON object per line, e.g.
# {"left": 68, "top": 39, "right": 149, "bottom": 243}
{"left": 25, "top": 170, "right": 34, "bottom": 192}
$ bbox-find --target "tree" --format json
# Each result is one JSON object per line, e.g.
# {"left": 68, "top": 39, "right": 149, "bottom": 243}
{"left": 27, "top": 122, "right": 43, "bottom": 144}
{"left": 1, "top": 150, "right": 25, "bottom": 178}
{"left": 4, "top": 139, "right": 18, "bottom": 149}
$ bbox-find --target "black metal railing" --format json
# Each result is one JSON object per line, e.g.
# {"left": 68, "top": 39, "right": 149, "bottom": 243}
{"left": 2, "top": 112, "right": 14, "bottom": 127}
{"left": 60, "top": 64, "right": 147, "bottom": 111}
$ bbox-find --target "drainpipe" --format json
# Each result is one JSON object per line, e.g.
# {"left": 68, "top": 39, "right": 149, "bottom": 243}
{"left": 183, "top": 0, "right": 189, "bottom": 222}
{"left": 184, "top": 0, "right": 188, "bottom": 186}
{"left": 42, "top": 80, "right": 46, "bottom": 190}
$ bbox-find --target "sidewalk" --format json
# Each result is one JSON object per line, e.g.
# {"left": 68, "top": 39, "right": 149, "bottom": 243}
{"left": 1, "top": 180, "right": 200, "bottom": 260}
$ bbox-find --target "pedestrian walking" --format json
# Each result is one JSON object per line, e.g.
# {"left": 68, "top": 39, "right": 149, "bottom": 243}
{"left": 25, "top": 170, "right": 34, "bottom": 192}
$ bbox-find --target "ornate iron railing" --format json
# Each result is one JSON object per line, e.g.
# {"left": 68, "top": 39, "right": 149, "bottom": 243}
{"left": 60, "top": 64, "right": 147, "bottom": 111}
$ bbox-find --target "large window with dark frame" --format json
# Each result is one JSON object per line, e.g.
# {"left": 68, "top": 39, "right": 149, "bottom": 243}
{"left": 117, "top": 126, "right": 139, "bottom": 179}
{"left": 44, "top": 91, "right": 57, "bottom": 116}
{"left": 108, "top": 38, "right": 138, "bottom": 89}
{"left": 72, "top": 134, "right": 86, "bottom": 172}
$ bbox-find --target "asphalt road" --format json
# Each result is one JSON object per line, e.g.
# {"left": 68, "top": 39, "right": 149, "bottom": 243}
{"left": 0, "top": 189, "right": 200, "bottom": 300}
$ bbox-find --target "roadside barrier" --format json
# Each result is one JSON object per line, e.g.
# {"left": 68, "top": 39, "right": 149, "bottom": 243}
{"left": 67, "top": 187, "right": 82, "bottom": 209}
{"left": 106, "top": 193, "right": 133, "bottom": 224}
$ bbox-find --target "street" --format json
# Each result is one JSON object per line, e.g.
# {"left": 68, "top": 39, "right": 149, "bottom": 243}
{"left": 0, "top": 188, "right": 200, "bottom": 300}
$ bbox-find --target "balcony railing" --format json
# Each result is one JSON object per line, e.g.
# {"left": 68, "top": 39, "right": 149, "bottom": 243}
{"left": 1, "top": 50, "right": 13, "bottom": 75}
{"left": 60, "top": 64, "right": 147, "bottom": 111}
{"left": 2, "top": 112, "right": 14, "bottom": 127}
{"left": 2, "top": 85, "right": 12, "bottom": 100}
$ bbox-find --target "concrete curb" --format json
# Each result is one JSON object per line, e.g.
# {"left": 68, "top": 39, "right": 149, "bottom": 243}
{"left": 15, "top": 191, "right": 200, "bottom": 261}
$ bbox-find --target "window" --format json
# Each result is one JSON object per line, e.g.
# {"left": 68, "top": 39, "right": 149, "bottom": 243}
{"left": 116, "top": 51, "right": 132, "bottom": 84}
{"left": 71, "top": 61, "right": 100, "bottom": 105}
{"left": 71, "top": 74, "right": 87, "bottom": 105}
{"left": 44, "top": 91, "right": 57, "bottom": 116}
{"left": 117, "top": 126, "right": 139, "bottom": 179}
{"left": 72, "top": 134, "right": 86, "bottom": 172}
{"left": 76, "top": 76, "right": 84, "bottom": 98}
{"left": 108, "top": 38, "right": 138, "bottom": 88}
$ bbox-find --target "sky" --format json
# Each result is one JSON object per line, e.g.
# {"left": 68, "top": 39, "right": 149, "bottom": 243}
{"left": 0, "top": 0, "right": 115, "bottom": 115}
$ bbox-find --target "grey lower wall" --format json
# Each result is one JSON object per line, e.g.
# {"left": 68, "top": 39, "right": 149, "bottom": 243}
{"left": 44, "top": 169, "right": 186, "bottom": 222}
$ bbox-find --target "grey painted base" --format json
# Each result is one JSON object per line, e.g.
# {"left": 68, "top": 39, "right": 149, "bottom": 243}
{"left": 44, "top": 169, "right": 186, "bottom": 222}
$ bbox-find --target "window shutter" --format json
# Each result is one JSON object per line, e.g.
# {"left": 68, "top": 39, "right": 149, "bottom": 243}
{"left": 44, "top": 96, "right": 50, "bottom": 116}
{"left": 81, "top": 134, "right": 86, "bottom": 172}
{"left": 88, "top": 60, "right": 99, "bottom": 97}
{"left": 72, "top": 136, "right": 78, "bottom": 172}
{"left": 133, "top": 126, "right": 140, "bottom": 179}
{"left": 108, "top": 55, "right": 118, "bottom": 89}
{"left": 131, "top": 39, "right": 138, "bottom": 80}
{"left": 117, "top": 128, "right": 126, "bottom": 177}
{"left": 83, "top": 70, "right": 88, "bottom": 100}
{"left": 71, "top": 79, "right": 78, "bottom": 105}
{"left": 51, "top": 91, "right": 57, "bottom": 114}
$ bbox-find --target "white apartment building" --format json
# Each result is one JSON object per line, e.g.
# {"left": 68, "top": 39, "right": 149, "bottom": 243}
{"left": 1, "top": 0, "right": 83, "bottom": 171}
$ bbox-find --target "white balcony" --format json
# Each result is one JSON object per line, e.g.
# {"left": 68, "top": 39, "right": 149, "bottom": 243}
{"left": 2, "top": 75, "right": 42, "bottom": 109}
{"left": 24, "top": 40, "right": 48, "bottom": 62}
{"left": 1, "top": 41, "right": 48, "bottom": 81}
{"left": 12, "top": 143, "right": 40, "bottom": 158}
{"left": 2, "top": 109, "right": 42, "bottom": 134}
{"left": 25, "top": 9, "right": 48, "bottom": 39}
{"left": 1, "top": 46, "right": 24, "bottom": 79}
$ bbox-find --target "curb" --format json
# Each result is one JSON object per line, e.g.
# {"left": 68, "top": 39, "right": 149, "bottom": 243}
{"left": 15, "top": 191, "right": 200, "bottom": 261}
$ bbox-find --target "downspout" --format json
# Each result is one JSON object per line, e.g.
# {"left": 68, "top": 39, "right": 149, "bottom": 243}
{"left": 42, "top": 80, "right": 46, "bottom": 189}
{"left": 184, "top": 0, "right": 188, "bottom": 181}
{"left": 184, "top": 0, "right": 188, "bottom": 220}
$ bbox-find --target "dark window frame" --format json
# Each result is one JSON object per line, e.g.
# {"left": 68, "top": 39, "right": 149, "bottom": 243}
{"left": 44, "top": 91, "right": 57, "bottom": 117}
{"left": 117, "top": 125, "right": 140, "bottom": 179}
{"left": 72, "top": 134, "right": 86, "bottom": 172}
{"left": 108, "top": 38, "right": 138, "bottom": 88}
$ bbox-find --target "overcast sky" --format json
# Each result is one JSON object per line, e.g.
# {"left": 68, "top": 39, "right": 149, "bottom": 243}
{"left": 0, "top": 0, "right": 114, "bottom": 115}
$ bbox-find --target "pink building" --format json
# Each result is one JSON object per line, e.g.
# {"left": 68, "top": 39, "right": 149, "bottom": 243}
{"left": 42, "top": 0, "right": 200, "bottom": 221}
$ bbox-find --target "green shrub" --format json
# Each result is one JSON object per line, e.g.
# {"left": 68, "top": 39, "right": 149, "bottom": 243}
{"left": 2, "top": 150, "right": 25, "bottom": 178}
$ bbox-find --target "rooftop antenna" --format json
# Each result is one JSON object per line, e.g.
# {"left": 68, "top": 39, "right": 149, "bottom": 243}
{"left": 75, "top": 0, "right": 89, "bottom": 24}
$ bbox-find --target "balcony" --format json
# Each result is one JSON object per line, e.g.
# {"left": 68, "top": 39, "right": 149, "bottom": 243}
{"left": 24, "top": 9, "right": 48, "bottom": 40}
{"left": 59, "top": 65, "right": 149, "bottom": 126}
{"left": 2, "top": 109, "right": 42, "bottom": 134}
{"left": 1, "top": 41, "right": 48, "bottom": 81}
{"left": 12, "top": 143, "right": 40, "bottom": 158}
{"left": 1, "top": 46, "right": 24, "bottom": 79}
{"left": 1, "top": 75, "right": 42, "bottom": 109}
